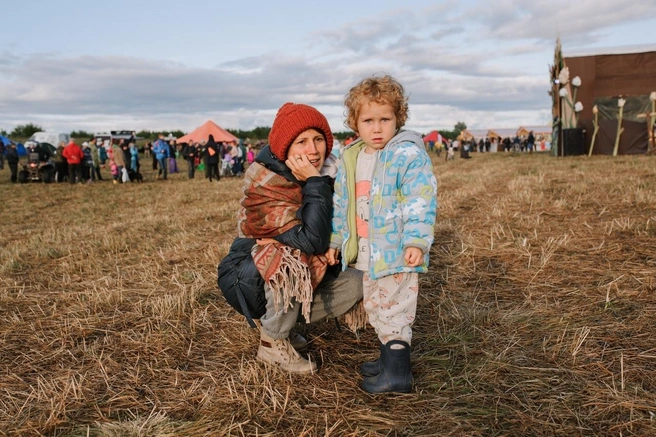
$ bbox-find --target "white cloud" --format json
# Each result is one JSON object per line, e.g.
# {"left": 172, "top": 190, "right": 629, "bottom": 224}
{"left": 0, "top": 0, "right": 652, "bottom": 135}
{"left": 472, "top": 0, "right": 655, "bottom": 41}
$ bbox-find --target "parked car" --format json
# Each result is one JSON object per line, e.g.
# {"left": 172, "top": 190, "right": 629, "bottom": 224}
{"left": 28, "top": 132, "right": 71, "bottom": 147}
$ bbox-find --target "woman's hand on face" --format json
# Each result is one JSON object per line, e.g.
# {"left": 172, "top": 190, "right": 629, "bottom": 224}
{"left": 285, "top": 154, "right": 320, "bottom": 181}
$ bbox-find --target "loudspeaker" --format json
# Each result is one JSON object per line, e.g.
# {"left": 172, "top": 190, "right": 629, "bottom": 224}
{"left": 562, "top": 128, "right": 585, "bottom": 156}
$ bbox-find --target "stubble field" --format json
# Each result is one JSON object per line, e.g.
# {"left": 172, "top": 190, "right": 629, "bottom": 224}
{"left": 0, "top": 152, "right": 655, "bottom": 436}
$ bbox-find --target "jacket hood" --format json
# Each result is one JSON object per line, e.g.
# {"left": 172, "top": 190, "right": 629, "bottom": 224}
{"left": 386, "top": 129, "right": 426, "bottom": 151}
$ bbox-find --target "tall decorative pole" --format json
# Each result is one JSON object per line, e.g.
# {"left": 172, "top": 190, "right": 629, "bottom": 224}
{"left": 559, "top": 88, "right": 572, "bottom": 128}
{"left": 549, "top": 38, "right": 563, "bottom": 157}
{"left": 571, "top": 76, "right": 581, "bottom": 125}
{"left": 650, "top": 91, "right": 656, "bottom": 153}
{"left": 574, "top": 101, "right": 583, "bottom": 128}
{"left": 613, "top": 98, "right": 625, "bottom": 156}
{"left": 588, "top": 105, "right": 600, "bottom": 156}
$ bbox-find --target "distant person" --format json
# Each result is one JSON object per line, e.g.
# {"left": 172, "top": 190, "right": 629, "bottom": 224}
{"left": 53, "top": 141, "right": 68, "bottom": 182}
{"left": 110, "top": 159, "right": 119, "bottom": 185}
{"left": 6, "top": 142, "right": 19, "bottom": 183}
{"left": 99, "top": 139, "right": 109, "bottom": 166}
{"left": 330, "top": 75, "right": 437, "bottom": 393}
{"left": 0, "top": 139, "right": 5, "bottom": 170}
{"left": 147, "top": 142, "right": 157, "bottom": 170}
{"left": 90, "top": 140, "right": 103, "bottom": 181}
{"left": 205, "top": 135, "right": 220, "bottom": 182}
{"left": 120, "top": 139, "right": 131, "bottom": 169}
{"left": 460, "top": 141, "right": 471, "bottom": 159}
{"left": 502, "top": 137, "right": 511, "bottom": 152}
{"left": 81, "top": 142, "right": 94, "bottom": 182}
{"left": 446, "top": 143, "right": 455, "bottom": 161}
{"left": 168, "top": 140, "right": 179, "bottom": 174}
{"left": 222, "top": 147, "right": 234, "bottom": 177}
{"left": 153, "top": 134, "right": 170, "bottom": 180}
{"left": 183, "top": 141, "right": 197, "bottom": 179}
{"left": 144, "top": 141, "right": 151, "bottom": 159}
{"left": 62, "top": 139, "right": 84, "bottom": 184}
{"left": 129, "top": 142, "right": 139, "bottom": 172}
{"left": 112, "top": 140, "right": 126, "bottom": 182}
{"left": 246, "top": 145, "right": 255, "bottom": 165}
{"left": 527, "top": 131, "right": 535, "bottom": 153}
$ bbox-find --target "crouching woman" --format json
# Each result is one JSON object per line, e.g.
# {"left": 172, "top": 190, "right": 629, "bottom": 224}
{"left": 219, "top": 103, "right": 363, "bottom": 373}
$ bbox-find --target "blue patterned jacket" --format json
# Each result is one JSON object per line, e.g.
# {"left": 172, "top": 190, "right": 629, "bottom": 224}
{"left": 330, "top": 130, "right": 438, "bottom": 279}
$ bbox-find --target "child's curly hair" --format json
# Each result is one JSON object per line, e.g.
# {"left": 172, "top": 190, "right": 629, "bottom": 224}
{"left": 344, "top": 74, "right": 409, "bottom": 132}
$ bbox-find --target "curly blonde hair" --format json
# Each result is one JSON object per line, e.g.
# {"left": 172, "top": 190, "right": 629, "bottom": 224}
{"left": 344, "top": 74, "right": 409, "bottom": 132}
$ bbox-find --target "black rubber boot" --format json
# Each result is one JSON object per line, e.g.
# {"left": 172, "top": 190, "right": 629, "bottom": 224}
{"left": 359, "top": 341, "right": 384, "bottom": 377}
{"left": 361, "top": 340, "right": 413, "bottom": 394}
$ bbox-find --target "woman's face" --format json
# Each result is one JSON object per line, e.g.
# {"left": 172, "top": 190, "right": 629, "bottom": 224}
{"left": 286, "top": 128, "right": 326, "bottom": 170}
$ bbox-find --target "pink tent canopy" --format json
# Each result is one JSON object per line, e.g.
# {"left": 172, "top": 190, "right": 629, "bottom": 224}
{"left": 423, "top": 130, "right": 447, "bottom": 144}
{"left": 177, "top": 120, "right": 239, "bottom": 144}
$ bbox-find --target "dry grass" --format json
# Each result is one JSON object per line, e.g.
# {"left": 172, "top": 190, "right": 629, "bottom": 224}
{"left": 1, "top": 153, "right": 655, "bottom": 436}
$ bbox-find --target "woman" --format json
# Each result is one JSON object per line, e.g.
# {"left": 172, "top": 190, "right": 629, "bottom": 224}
{"left": 112, "top": 140, "right": 127, "bottom": 182}
{"left": 129, "top": 142, "right": 139, "bottom": 172}
{"left": 204, "top": 135, "right": 220, "bottom": 182}
{"left": 219, "top": 102, "right": 363, "bottom": 374}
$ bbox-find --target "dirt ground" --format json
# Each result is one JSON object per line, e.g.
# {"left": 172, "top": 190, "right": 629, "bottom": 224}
{"left": 0, "top": 152, "right": 655, "bottom": 436}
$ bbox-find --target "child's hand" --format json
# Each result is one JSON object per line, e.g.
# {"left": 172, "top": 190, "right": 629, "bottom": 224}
{"left": 404, "top": 247, "right": 423, "bottom": 267}
{"left": 326, "top": 248, "right": 340, "bottom": 265}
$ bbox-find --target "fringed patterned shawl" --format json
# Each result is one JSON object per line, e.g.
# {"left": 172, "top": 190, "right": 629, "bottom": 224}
{"left": 237, "top": 162, "right": 328, "bottom": 323}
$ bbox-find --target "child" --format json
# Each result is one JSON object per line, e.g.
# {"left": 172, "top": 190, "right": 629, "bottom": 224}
{"left": 110, "top": 159, "right": 119, "bottom": 184}
{"left": 328, "top": 75, "right": 437, "bottom": 394}
{"left": 446, "top": 143, "right": 455, "bottom": 161}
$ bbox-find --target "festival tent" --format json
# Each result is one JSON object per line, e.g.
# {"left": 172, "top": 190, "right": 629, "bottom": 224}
{"left": 487, "top": 130, "right": 501, "bottom": 139}
{"left": 0, "top": 135, "right": 27, "bottom": 156}
{"left": 423, "top": 130, "right": 447, "bottom": 144}
{"left": 457, "top": 130, "right": 474, "bottom": 141}
{"left": 516, "top": 127, "right": 530, "bottom": 137}
{"left": 550, "top": 40, "right": 656, "bottom": 155}
{"left": 176, "top": 120, "right": 239, "bottom": 144}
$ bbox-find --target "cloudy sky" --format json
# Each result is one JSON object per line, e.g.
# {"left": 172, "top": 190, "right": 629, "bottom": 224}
{"left": 1, "top": 0, "right": 655, "bottom": 135}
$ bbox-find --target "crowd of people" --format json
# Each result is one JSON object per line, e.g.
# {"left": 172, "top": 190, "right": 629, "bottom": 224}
{"left": 0, "top": 133, "right": 260, "bottom": 184}
{"left": 417, "top": 130, "right": 544, "bottom": 162}
{"left": 144, "top": 134, "right": 257, "bottom": 182}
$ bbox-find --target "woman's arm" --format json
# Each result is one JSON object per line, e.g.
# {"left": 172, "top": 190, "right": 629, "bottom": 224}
{"left": 273, "top": 175, "right": 333, "bottom": 255}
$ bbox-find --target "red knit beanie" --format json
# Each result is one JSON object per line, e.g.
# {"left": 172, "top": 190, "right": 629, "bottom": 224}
{"left": 268, "top": 102, "right": 334, "bottom": 161}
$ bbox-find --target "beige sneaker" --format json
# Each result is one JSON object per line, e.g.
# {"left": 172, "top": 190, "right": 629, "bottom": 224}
{"left": 257, "top": 332, "right": 317, "bottom": 374}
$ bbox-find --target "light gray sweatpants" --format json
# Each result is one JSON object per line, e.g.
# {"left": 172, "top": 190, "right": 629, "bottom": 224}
{"left": 363, "top": 271, "right": 418, "bottom": 345}
{"left": 260, "top": 267, "right": 363, "bottom": 339}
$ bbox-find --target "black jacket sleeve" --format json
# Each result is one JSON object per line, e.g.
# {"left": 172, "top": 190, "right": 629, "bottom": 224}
{"left": 273, "top": 175, "right": 333, "bottom": 255}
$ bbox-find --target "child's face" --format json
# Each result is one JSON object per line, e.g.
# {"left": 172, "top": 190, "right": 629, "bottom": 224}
{"left": 356, "top": 101, "right": 397, "bottom": 153}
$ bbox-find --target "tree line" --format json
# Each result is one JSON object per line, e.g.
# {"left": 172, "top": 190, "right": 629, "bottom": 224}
{"left": 1, "top": 121, "right": 468, "bottom": 143}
